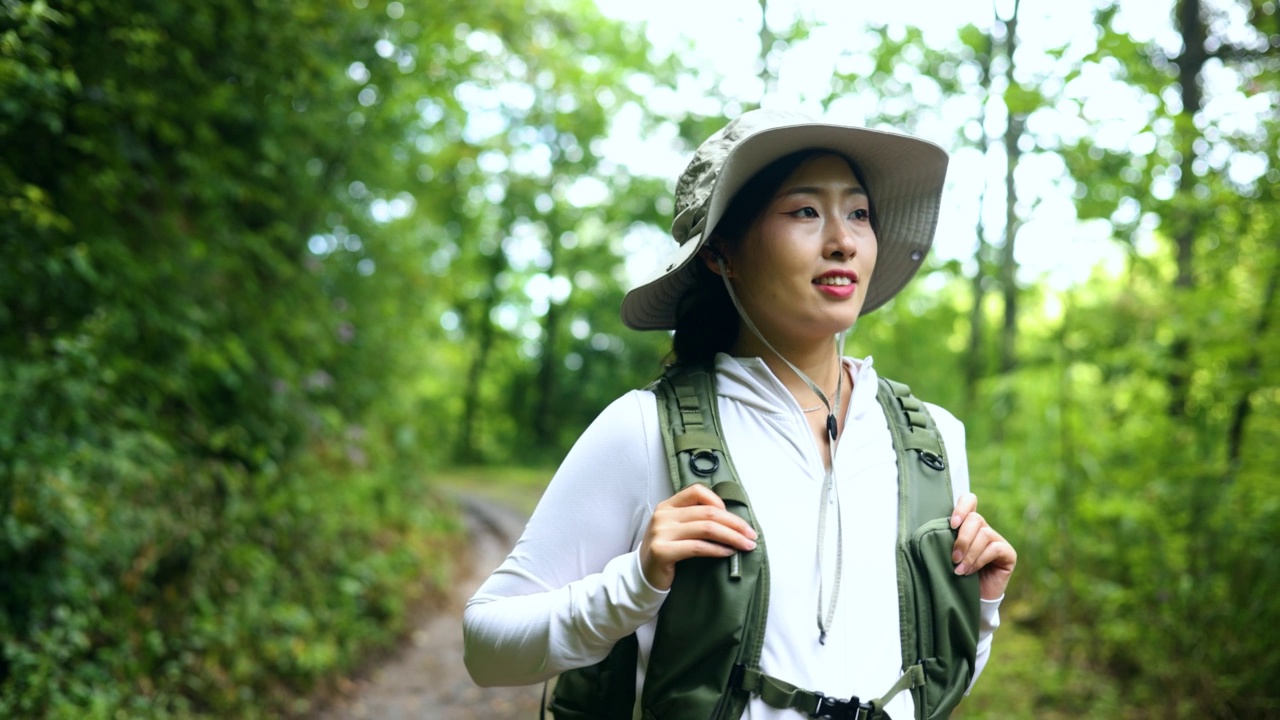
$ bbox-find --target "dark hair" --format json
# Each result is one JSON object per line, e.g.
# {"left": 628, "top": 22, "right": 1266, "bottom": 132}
{"left": 669, "top": 150, "right": 871, "bottom": 366}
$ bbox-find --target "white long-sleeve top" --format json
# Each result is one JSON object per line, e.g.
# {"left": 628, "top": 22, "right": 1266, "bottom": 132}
{"left": 464, "top": 354, "right": 1002, "bottom": 719}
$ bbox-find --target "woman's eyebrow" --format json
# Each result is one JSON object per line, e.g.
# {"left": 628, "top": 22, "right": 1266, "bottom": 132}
{"left": 779, "top": 185, "right": 868, "bottom": 198}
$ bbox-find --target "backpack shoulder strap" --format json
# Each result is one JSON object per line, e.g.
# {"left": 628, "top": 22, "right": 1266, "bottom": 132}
{"left": 556, "top": 370, "right": 976, "bottom": 720}
{"left": 640, "top": 363, "right": 769, "bottom": 719}
{"left": 875, "top": 377, "right": 980, "bottom": 720}
{"left": 651, "top": 363, "right": 743, "bottom": 495}
{"left": 551, "top": 363, "right": 755, "bottom": 720}
{"left": 875, "top": 377, "right": 956, "bottom": 525}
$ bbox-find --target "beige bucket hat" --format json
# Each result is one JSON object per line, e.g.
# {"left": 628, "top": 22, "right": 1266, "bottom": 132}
{"left": 620, "top": 108, "right": 949, "bottom": 331}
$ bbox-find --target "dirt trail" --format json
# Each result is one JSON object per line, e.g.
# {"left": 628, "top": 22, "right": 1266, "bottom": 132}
{"left": 312, "top": 496, "right": 545, "bottom": 720}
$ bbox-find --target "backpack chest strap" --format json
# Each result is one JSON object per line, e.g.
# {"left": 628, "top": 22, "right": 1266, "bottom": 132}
{"left": 733, "top": 663, "right": 925, "bottom": 719}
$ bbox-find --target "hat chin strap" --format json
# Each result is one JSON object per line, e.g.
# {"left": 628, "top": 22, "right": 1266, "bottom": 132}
{"left": 713, "top": 256, "right": 849, "bottom": 416}
{"left": 715, "top": 256, "right": 850, "bottom": 643}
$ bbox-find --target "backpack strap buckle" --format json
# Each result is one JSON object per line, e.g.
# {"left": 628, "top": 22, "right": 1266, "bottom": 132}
{"left": 738, "top": 664, "right": 880, "bottom": 720}
{"left": 810, "top": 692, "right": 875, "bottom": 720}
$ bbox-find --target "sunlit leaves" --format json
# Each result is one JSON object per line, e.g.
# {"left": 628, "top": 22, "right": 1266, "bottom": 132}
{"left": 343, "top": 0, "right": 682, "bottom": 460}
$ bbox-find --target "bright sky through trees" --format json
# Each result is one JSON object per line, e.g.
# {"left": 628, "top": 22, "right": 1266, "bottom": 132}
{"left": 592, "top": 0, "right": 1260, "bottom": 291}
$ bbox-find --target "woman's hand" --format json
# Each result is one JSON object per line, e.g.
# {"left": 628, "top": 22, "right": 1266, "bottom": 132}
{"left": 640, "top": 483, "right": 759, "bottom": 591}
{"left": 950, "top": 493, "right": 1017, "bottom": 601}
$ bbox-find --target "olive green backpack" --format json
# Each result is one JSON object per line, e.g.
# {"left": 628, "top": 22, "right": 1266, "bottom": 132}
{"left": 548, "top": 365, "right": 981, "bottom": 720}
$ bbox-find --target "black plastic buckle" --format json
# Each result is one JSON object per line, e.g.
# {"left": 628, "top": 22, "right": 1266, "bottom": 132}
{"left": 810, "top": 692, "right": 874, "bottom": 720}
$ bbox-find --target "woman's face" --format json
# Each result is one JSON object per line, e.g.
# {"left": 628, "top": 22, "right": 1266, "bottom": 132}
{"left": 715, "top": 153, "right": 878, "bottom": 350}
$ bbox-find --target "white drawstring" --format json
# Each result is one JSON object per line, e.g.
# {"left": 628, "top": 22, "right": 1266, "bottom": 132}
{"left": 715, "top": 257, "right": 849, "bottom": 643}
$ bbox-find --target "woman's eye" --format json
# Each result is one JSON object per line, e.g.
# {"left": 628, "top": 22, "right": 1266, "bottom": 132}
{"left": 790, "top": 207, "right": 818, "bottom": 218}
{"left": 850, "top": 208, "right": 870, "bottom": 221}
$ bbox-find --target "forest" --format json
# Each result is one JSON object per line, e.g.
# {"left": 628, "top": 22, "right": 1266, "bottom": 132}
{"left": 1, "top": 0, "right": 1277, "bottom": 717}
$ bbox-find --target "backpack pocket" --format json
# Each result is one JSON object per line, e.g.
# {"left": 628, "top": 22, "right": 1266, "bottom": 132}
{"left": 903, "top": 516, "right": 981, "bottom": 720}
{"left": 548, "top": 633, "right": 638, "bottom": 720}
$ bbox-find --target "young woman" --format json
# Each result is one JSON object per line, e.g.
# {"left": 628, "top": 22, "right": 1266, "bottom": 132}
{"left": 463, "top": 109, "right": 1017, "bottom": 719}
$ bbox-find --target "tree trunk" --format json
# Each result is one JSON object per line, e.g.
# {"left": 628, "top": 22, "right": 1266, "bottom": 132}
{"left": 964, "top": 28, "right": 996, "bottom": 412}
{"left": 1227, "top": 255, "right": 1279, "bottom": 469}
{"left": 531, "top": 232, "right": 561, "bottom": 447}
{"left": 999, "top": 0, "right": 1023, "bottom": 378}
{"left": 1167, "top": 0, "right": 1208, "bottom": 418}
{"left": 456, "top": 250, "right": 505, "bottom": 462}
{"left": 738, "top": 0, "right": 780, "bottom": 113}
{"left": 757, "top": 0, "right": 776, "bottom": 99}
{"left": 993, "top": 0, "right": 1022, "bottom": 442}
{"left": 532, "top": 302, "right": 560, "bottom": 446}
{"left": 1055, "top": 290, "right": 1078, "bottom": 650}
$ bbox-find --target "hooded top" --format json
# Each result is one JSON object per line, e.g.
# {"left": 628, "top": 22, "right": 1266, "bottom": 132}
{"left": 464, "top": 355, "right": 1003, "bottom": 719}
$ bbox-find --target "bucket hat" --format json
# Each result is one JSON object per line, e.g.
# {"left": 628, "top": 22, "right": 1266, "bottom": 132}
{"left": 620, "top": 108, "right": 949, "bottom": 331}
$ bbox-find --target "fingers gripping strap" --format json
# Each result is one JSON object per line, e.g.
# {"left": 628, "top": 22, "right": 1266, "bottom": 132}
{"left": 646, "top": 364, "right": 771, "bottom": 717}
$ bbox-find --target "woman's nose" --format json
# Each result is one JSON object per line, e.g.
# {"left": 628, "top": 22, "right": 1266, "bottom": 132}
{"left": 825, "top": 220, "right": 857, "bottom": 258}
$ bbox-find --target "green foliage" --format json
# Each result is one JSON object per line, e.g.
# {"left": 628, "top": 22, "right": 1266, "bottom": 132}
{"left": 973, "top": 243, "right": 1280, "bottom": 716}
{"left": 4, "top": 0, "right": 1279, "bottom": 717}
{"left": 2, "top": 0, "right": 688, "bottom": 713}
{"left": 743, "top": 5, "right": 1280, "bottom": 716}
{"left": 0, "top": 0, "right": 463, "bottom": 716}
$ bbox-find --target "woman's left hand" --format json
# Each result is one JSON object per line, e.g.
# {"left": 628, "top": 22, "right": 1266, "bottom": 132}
{"left": 950, "top": 493, "right": 1017, "bottom": 601}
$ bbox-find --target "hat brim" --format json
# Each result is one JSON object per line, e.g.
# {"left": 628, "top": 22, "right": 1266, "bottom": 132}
{"left": 621, "top": 121, "right": 948, "bottom": 331}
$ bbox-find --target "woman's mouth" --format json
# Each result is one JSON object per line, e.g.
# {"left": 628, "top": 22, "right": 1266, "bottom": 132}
{"left": 813, "top": 272, "right": 859, "bottom": 298}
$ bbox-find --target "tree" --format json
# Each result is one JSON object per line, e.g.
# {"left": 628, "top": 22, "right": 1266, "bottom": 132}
{"left": 0, "top": 0, "right": 685, "bottom": 714}
{"left": 1032, "top": 0, "right": 1280, "bottom": 712}
{"left": 998, "top": 0, "right": 1024, "bottom": 383}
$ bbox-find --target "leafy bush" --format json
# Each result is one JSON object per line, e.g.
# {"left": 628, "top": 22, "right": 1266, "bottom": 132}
{"left": 0, "top": 1, "right": 460, "bottom": 716}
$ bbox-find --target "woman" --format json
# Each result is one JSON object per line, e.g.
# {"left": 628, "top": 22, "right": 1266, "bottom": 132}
{"left": 463, "top": 109, "right": 1017, "bottom": 719}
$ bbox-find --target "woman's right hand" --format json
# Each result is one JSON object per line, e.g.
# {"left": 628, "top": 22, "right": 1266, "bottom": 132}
{"left": 640, "top": 483, "right": 759, "bottom": 591}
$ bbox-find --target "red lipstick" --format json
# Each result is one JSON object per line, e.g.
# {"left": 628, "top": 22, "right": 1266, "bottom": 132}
{"left": 813, "top": 270, "right": 859, "bottom": 298}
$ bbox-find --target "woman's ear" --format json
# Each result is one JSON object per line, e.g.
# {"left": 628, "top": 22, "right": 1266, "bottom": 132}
{"left": 699, "top": 240, "right": 732, "bottom": 277}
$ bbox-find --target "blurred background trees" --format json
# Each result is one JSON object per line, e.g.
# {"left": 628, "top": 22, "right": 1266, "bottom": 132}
{"left": 1, "top": 0, "right": 674, "bottom": 716}
{"left": 1, "top": 0, "right": 1277, "bottom": 717}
